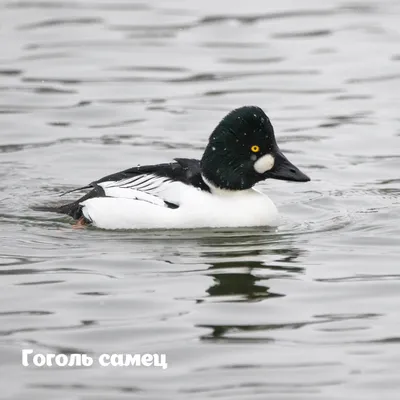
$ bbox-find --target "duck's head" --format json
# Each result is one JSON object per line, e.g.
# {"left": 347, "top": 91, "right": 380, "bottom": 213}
{"left": 201, "top": 106, "right": 310, "bottom": 191}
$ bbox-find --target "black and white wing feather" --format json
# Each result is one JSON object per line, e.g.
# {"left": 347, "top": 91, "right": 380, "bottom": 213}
{"left": 52, "top": 158, "right": 209, "bottom": 220}
{"left": 99, "top": 174, "right": 180, "bottom": 208}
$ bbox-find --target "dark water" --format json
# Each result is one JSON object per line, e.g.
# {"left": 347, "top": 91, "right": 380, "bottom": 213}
{"left": 1, "top": 0, "right": 400, "bottom": 398}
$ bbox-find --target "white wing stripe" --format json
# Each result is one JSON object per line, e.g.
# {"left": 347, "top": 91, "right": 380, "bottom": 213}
{"left": 101, "top": 174, "right": 157, "bottom": 189}
{"left": 96, "top": 172, "right": 200, "bottom": 209}
{"left": 119, "top": 176, "right": 150, "bottom": 187}
{"left": 102, "top": 187, "right": 167, "bottom": 207}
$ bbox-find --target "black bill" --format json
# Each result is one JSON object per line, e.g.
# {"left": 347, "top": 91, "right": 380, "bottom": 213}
{"left": 265, "top": 150, "right": 310, "bottom": 182}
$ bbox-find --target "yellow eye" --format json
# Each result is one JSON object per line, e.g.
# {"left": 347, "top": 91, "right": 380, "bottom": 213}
{"left": 251, "top": 145, "right": 260, "bottom": 153}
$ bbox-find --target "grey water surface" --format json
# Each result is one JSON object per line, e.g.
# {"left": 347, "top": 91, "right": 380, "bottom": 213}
{"left": 1, "top": 0, "right": 400, "bottom": 398}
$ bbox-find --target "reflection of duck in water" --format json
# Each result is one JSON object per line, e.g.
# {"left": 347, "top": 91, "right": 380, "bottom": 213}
{"left": 44, "top": 106, "right": 309, "bottom": 229}
{"left": 196, "top": 232, "right": 306, "bottom": 341}
{"left": 201, "top": 232, "right": 304, "bottom": 302}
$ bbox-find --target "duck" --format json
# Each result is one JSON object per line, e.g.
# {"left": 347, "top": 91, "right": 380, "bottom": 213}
{"left": 47, "top": 106, "right": 310, "bottom": 230}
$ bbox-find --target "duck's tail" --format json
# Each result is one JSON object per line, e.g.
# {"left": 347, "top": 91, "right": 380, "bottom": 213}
{"left": 31, "top": 201, "right": 84, "bottom": 220}
{"left": 32, "top": 185, "right": 105, "bottom": 221}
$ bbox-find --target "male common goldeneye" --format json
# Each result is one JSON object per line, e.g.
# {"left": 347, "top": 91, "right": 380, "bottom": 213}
{"left": 47, "top": 106, "right": 310, "bottom": 230}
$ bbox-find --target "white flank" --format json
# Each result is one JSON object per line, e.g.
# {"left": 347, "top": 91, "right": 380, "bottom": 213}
{"left": 80, "top": 177, "right": 279, "bottom": 230}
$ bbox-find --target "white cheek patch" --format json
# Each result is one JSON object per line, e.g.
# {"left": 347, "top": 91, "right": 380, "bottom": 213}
{"left": 254, "top": 154, "right": 275, "bottom": 174}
